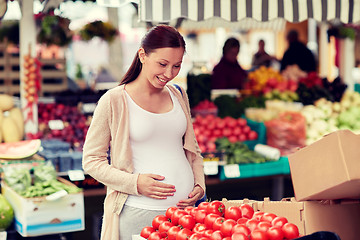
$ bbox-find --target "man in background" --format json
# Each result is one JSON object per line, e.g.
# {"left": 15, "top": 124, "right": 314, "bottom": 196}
{"left": 280, "top": 30, "right": 317, "bottom": 73}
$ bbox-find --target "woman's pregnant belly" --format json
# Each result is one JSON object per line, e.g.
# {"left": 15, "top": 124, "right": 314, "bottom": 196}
{"left": 125, "top": 156, "right": 194, "bottom": 210}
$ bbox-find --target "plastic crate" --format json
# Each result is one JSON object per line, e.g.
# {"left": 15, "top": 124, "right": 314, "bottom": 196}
{"left": 253, "top": 156, "right": 290, "bottom": 177}
{"left": 71, "top": 151, "right": 83, "bottom": 170}
{"left": 58, "top": 151, "right": 72, "bottom": 172}
{"left": 219, "top": 156, "right": 289, "bottom": 180}
{"left": 243, "top": 118, "right": 267, "bottom": 150}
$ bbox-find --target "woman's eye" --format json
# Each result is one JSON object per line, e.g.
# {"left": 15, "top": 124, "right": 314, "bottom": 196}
{"left": 174, "top": 65, "right": 181, "bottom": 68}
{"left": 159, "top": 63, "right": 166, "bottom": 67}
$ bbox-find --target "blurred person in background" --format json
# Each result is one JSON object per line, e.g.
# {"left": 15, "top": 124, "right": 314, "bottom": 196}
{"left": 211, "top": 37, "right": 248, "bottom": 89}
{"left": 82, "top": 25, "right": 205, "bottom": 240}
{"left": 252, "top": 39, "right": 277, "bottom": 69}
{"left": 280, "top": 29, "right": 317, "bottom": 73}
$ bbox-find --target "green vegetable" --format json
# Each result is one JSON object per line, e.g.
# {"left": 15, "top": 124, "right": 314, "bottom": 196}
{"left": 3, "top": 167, "right": 31, "bottom": 194}
{"left": 215, "top": 138, "right": 270, "bottom": 165}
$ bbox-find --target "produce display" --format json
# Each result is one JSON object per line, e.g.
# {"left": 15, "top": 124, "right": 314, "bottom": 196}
{"left": 193, "top": 115, "right": 258, "bottom": 153}
{"left": 140, "top": 200, "right": 300, "bottom": 240}
{"left": 27, "top": 102, "right": 92, "bottom": 149}
{"left": 3, "top": 163, "right": 81, "bottom": 198}
{"left": 245, "top": 66, "right": 298, "bottom": 95}
{"left": 0, "top": 94, "right": 24, "bottom": 143}
{"left": 215, "top": 138, "right": 271, "bottom": 164}
{"left": 191, "top": 99, "right": 218, "bottom": 117}
{"left": 265, "top": 112, "right": 306, "bottom": 156}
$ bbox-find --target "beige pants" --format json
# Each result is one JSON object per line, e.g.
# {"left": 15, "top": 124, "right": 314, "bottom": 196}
{"left": 119, "top": 205, "right": 166, "bottom": 240}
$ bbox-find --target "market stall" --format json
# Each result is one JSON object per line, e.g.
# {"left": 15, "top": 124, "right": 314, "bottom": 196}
{"left": 0, "top": 0, "right": 360, "bottom": 239}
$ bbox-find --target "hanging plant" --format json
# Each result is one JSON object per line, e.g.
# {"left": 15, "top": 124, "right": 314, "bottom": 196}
{"left": 36, "top": 13, "right": 73, "bottom": 47}
{"left": 79, "top": 20, "right": 118, "bottom": 43}
{"left": 327, "top": 24, "right": 357, "bottom": 41}
{"left": 0, "top": 20, "right": 19, "bottom": 45}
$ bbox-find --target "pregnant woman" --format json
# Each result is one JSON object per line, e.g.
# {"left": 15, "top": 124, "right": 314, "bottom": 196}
{"left": 82, "top": 25, "right": 205, "bottom": 240}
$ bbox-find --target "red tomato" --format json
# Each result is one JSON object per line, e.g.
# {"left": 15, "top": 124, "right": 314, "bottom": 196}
{"left": 171, "top": 209, "right": 188, "bottom": 226}
{"left": 152, "top": 215, "right": 169, "bottom": 230}
{"left": 246, "top": 219, "right": 260, "bottom": 232}
{"left": 256, "top": 221, "right": 272, "bottom": 232}
{"left": 271, "top": 216, "right": 288, "bottom": 228}
{"left": 233, "top": 127, "right": 242, "bottom": 136}
{"left": 189, "top": 233, "right": 204, "bottom": 240}
{"left": 238, "top": 134, "right": 247, "bottom": 141}
{"left": 166, "top": 206, "right": 179, "bottom": 219}
{"left": 203, "top": 229, "right": 213, "bottom": 238}
{"left": 252, "top": 211, "right": 264, "bottom": 221}
{"left": 206, "top": 200, "right": 225, "bottom": 216}
{"left": 140, "top": 226, "right": 155, "bottom": 239}
{"left": 267, "top": 226, "right": 284, "bottom": 240}
{"left": 159, "top": 221, "right": 174, "bottom": 234}
{"left": 210, "top": 230, "right": 223, "bottom": 240}
{"left": 195, "top": 209, "right": 208, "bottom": 224}
{"left": 190, "top": 207, "right": 199, "bottom": 218}
{"left": 176, "top": 228, "right": 193, "bottom": 240}
{"left": 240, "top": 204, "right": 254, "bottom": 219}
{"left": 211, "top": 216, "right": 224, "bottom": 231}
{"left": 167, "top": 226, "right": 181, "bottom": 240}
{"left": 220, "top": 219, "right": 237, "bottom": 237}
{"left": 179, "top": 215, "right": 196, "bottom": 230}
{"left": 250, "top": 230, "right": 269, "bottom": 240}
{"left": 198, "top": 202, "right": 210, "bottom": 211}
{"left": 247, "top": 130, "right": 258, "bottom": 140}
{"left": 231, "top": 232, "right": 249, "bottom": 240}
{"left": 236, "top": 218, "right": 248, "bottom": 225}
{"left": 224, "top": 206, "right": 242, "bottom": 220}
{"left": 204, "top": 213, "right": 220, "bottom": 229}
{"left": 185, "top": 206, "right": 195, "bottom": 215}
{"left": 242, "top": 125, "right": 251, "bottom": 134}
{"left": 282, "top": 223, "right": 299, "bottom": 239}
{"left": 193, "top": 223, "right": 206, "bottom": 234}
{"left": 199, "top": 238, "right": 210, "bottom": 240}
{"left": 148, "top": 231, "right": 163, "bottom": 240}
{"left": 231, "top": 224, "right": 251, "bottom": 236}
{"left": 260, "top": 213, "right": 277, "bottom": 223}
{"left": 237, "top": 118, "right": 247, "bottom": 127}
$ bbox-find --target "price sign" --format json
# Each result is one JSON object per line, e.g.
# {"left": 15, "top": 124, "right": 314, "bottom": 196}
{"left": 68, "top": 170, "right": 85, "bottom": 181}
{"left": 224, "top": 164, "right": 240, "bottom": 178}
{"left": 0, "top": 232, "right": 7, "bottom": 240}
{"left": 48, "top": 120, "right": 64, "bottom": 130}
{"left": 203, "top": 161, "right": 219, "bottom": 175}
{"left": 82, "top": 103, "right": 97, "bottom": 114}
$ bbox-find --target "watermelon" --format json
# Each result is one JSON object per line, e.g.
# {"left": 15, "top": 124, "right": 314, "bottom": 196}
{"left": 0, "top": 139, "right": 41, "bottom": 160}
{"left": 0, "top": 194, "right": 14, "bottom": 231}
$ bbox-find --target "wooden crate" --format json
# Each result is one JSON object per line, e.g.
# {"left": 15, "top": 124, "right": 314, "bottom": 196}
{"left": 0, "top": 43, "right": 68, "bottom": 97}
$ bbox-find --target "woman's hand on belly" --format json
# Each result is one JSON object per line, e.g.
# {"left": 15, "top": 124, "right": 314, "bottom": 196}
{"left": 137, "top": 174, "right": 176, "bottom": 199}
{"left": 176, "top": 185, "right": 204, "bottom": 208}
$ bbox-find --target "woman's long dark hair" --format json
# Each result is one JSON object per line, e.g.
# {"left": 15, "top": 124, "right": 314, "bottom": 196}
{"left": 120, "top": 25, "right": 186, "bottom": 85}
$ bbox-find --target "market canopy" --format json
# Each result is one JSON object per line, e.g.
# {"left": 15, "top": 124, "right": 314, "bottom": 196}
{"left": 139, "top": 0, "right": 360, "bottom": 24}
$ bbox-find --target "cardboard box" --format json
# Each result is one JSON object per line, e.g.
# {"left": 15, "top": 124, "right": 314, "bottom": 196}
{"left": 1, "top": 178, "right": 85, "bottom": 237}
{"left": 258, "top": 198, "right": 360, "bottom": 240}
{"left": 221, "top": 198, "right": 259, "bottom": 210}
{"left": 288, "top": 129, "right": 360, "bottom": 201}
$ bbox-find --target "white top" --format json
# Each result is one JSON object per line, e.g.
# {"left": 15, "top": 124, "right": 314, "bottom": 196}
{"left": 124, "top": 86, "right": 194, "bottom": 210}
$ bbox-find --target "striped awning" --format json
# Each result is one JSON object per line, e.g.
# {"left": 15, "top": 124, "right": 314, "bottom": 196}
{"left": 139, "top": 0, "right": 360, "bottom": 24}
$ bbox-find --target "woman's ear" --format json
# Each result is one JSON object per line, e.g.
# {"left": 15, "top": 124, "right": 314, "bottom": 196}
{"left": 138, "top": 48, "right": 146, "bottom": 64}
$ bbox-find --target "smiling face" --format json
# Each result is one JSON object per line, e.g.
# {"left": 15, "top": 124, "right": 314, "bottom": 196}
{"left": 138, "top": 47, "right": 185, "bottom": 88}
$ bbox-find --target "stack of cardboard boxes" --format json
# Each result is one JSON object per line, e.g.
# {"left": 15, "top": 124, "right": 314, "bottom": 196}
{"left": 224, "top": 129, "right": 360, "bottom": 240}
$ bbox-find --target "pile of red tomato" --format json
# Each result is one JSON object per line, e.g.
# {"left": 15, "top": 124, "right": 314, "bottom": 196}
{"left": 193, "top": 115, "right": 259, "bottom": 153}
{"left": 140, "top": 200, "right": 300, "bottom": 240}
